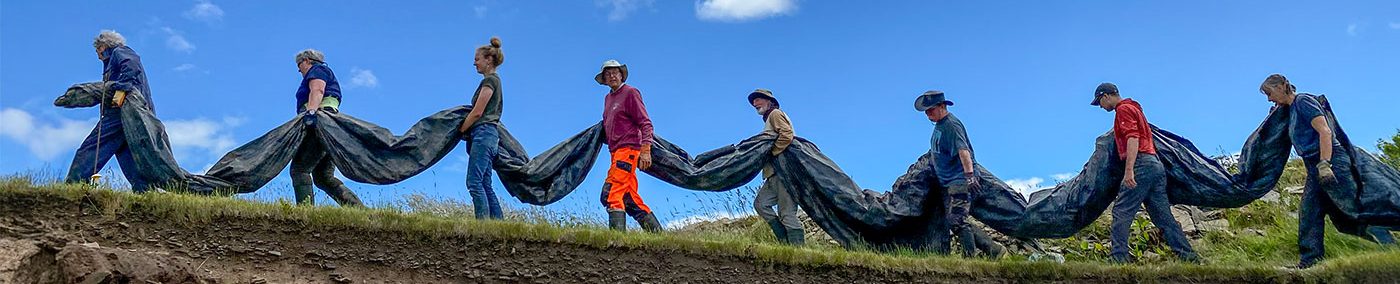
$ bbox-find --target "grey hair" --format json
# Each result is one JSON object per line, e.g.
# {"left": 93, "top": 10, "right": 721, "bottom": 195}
{"left": 294, "top": 49, "right": 326, "bottom": 64}
{"left": 92, "top": 30, "right": 126, "bottom": 49}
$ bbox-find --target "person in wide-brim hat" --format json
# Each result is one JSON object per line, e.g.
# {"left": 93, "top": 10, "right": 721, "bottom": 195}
{"left": 596, "top": 58, "right": 662, "bottom": 233}
{"left": 746, "top": 87, "right": 804, "bottom": 246}
{"left": 595, "top": 59, "right": 628, "bottom": 85}
{"left": 915, "top": 89, "right": 1008, "bottom": 259}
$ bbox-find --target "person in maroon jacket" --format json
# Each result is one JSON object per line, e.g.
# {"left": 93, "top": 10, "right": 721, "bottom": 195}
{"left": 1091, "top": 82, "right": 1199, "bottom": 264}
{"left": 595, "top": 59, "right": 663, "bottom": 232}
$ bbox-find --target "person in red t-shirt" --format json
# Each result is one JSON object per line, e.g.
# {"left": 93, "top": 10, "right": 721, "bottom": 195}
{"left": 1091, "top": 82, "right": 1199, "bottom": 264}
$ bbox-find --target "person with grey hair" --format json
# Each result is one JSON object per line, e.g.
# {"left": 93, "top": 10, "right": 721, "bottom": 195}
{"left": 285, "top": 48, "right": 363, "bottom": 207}
{"left": 64, "top": 30, "right": 157, "bottom": 192}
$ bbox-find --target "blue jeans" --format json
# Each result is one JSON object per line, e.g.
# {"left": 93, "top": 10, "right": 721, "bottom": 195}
{"left": 466, "top": 124, "right": 503, "bottom": 220}
{"left": 65, "top": 115, "right": 151, "bottom": 192}
{"left": 1110, "top": 154, "right": 1197, "bottom": 262}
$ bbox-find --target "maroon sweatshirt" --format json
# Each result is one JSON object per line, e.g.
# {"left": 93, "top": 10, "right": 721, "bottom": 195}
{"left": 602, "top": 84, "right": 654, "bottom": 152}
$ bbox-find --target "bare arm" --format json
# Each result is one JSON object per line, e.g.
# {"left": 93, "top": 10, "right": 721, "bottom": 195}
{"left": 459, "top": 86, "right": 494, "bottom": 133}
{"left": 1311, "top": 116, "right": 1333, "bottom": 162}
{"left": 306, "top": 79, "right": 327, "bottom": 113}
{"left": 958, "top": 149, "right": 975, "bottom": 174}
{"left": 1123, "top": 137, "right": 1140, "bottom": 188}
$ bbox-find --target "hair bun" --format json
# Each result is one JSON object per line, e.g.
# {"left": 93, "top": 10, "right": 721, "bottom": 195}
{"left": 489, "top": 36, "right": 501, "bottom": 48}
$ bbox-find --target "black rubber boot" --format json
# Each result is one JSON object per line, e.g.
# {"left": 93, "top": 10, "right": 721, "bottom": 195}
{"left": 638, "top": 212, "right": 663, "bottom": 233}
{"left": 971, "top": 227, "right": 1005, "bottom": 259}
{"left": 608, "top": 211, "right": 627, "bottom": 232}
{"left": 786, "top": 228, "right": 805, "bottom": 246}
{"left": 767, "top": 220, "right": 789, "bottom": 244}
{"left": 321, "top": 183, "right": 364, "bottom": 207}
{"left": 293, "top": 180, "right": 315, "bottom": 206}
{"left": 954, "top": 227, "right": 978, "bottom": 258}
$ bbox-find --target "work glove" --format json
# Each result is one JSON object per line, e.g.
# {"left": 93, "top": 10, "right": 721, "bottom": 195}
{"left": 300, "top": 109, "right": 318, "bottom": 126}
{"left": 111, "top": 90, "right": 127, "bottom": 108}
{"left": 965, "top": 172, "right": 982, "bottom": 194}
{"left": 1317, "top": 160, "right": 1338, "bottom": 185}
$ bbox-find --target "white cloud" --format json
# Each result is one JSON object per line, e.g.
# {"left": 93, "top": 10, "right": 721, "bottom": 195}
{"left": 1390, "top": 22, "right": 1400, "bottom": 30}
{"left": 0, "top": 108, "right": 95, "bottom": 161}
{"left": 1004, "top": 177, "right": 1047, "bottom": 195}
{"left": 183, "top": 0, "right": 224, "bottom": 24}
{"left": 474, "top": 5, "right": 488, "bottom": 19}
{"left": 596, "top": 0, "right": 653, "bottom": 22}
{"left": 1347, "top": 23, "right": 1361, "bottom": 36}
{"left": 695, "top": 0, "right": 796, "bottom": 22}
{"left": 665, "top": 211, "right": 754, "bottom": 229}
{"left": 173, "top": 63, "right": 196, "bottom": 72}
{"left": 161, "top": 27, "right": 196, "bottom": 53}
{"left": 0, "top": 108, "right": 243, "bottom": 168}
{"left": 164, "top": 118, "right": 239, "bottom": 156}
{"left": 349, "top": 67, "right": 379, "bottom": 89}
{"left": 1051, "top": 172, "right": 1077, "bottom": 182}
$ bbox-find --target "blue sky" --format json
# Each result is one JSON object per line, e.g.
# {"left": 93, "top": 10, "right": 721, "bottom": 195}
{"left": 3, "top": 1, "right": 1399, "bottom": 226}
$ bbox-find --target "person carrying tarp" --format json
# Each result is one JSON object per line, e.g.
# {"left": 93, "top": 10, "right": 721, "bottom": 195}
{"left": 1257, "top": 74, "right": 1396, "bottom": 268}
{"left": 747, "top": 88, "right": 804, "bottom": 245}
{"left": 64, "top": 30, "right": 155, "bottom": 192}
{"left": 596, "top": 59, "right": 663, "bottom": 232}
{"left": 914, "top": 91, "right": 1004, "bottom": 258}
{"left": 1090, "top": 83, "right": 1199, "bottom": 264}
{"left": 458, "top": 37, "right": 506, "bottom": 220}
{"left": 286, "top": 49, "right": 363, "bottom": 207}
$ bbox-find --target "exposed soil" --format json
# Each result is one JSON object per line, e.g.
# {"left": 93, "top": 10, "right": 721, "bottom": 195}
{"left": 0, "top": 190, "right": 1278, "bottom": 283}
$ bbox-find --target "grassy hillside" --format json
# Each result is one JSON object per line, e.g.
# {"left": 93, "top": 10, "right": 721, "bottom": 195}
{"left": 2, "top": 175, "right": 1397, "bottom": 283}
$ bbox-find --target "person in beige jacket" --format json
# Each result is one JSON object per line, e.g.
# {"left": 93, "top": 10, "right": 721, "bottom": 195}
{"left": 748, "top": 88, "right": 802, "bottom": 245}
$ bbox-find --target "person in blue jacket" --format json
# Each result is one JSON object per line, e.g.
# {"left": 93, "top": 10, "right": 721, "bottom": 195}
{"left": 65, "top": 30, "right": 155, "bottom": 192}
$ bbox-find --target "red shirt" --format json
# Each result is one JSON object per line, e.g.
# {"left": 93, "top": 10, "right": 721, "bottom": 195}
{"left": 602, "top": 84, "right": 654, "bottom": 153}
{"left": 1113, "top": 99, "right": 1156, "bottom": 160}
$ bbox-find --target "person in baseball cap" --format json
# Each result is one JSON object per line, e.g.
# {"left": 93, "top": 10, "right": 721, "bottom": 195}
{"left": 1090, "top": 82, "right": 1117, "bottom": 107}
{"left": 1089, "top": 82, "right": 1200, "bottom": 264}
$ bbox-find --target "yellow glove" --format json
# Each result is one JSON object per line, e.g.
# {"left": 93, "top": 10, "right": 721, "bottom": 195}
{"left": 112, "top": 90, "right": 127, "bottom": 108}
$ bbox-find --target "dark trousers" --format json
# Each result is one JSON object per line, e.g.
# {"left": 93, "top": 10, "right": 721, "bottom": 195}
{"left": 1110, "top": 154, "right": 1197, "bottom": 262}
{"left": 1298, "top": 153, "right": 1363, "bottom": 267}
{"left": 66, "top": 115, "right": 151, "bottom": 192}
{"left": 290, "top": 128, "right": 363, "bottom": 207}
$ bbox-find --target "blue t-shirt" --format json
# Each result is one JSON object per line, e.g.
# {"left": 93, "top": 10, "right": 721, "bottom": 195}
{"left": 1288, "top": 94, "right": 1341, "bottom": 161}
{"left": 930, "top": 113, "right": 977, "bottom": 185}
{"left": 295, "top": 63, "right": 342, "bottom": 113}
